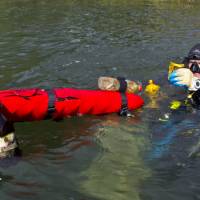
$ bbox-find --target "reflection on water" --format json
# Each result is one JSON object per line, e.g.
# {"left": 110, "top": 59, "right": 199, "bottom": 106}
{"left": 0, "top": 116, "right": 151, "bottom": 200}
{"left": 141, "top": 106, "right": 200, "bottom": 200}
{"left": 80, "top": 116, "right": 151, "bottom": 200}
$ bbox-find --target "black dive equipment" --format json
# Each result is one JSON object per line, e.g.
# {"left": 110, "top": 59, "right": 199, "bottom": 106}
{"left": 190, "top": 62, "right": 200, "bottom": 73}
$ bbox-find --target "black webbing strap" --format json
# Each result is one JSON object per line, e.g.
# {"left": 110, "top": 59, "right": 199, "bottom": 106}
{"left": 45, "top": 89, "right": 56, "bottom": 119}
{"left": 117, "top": 77, "right": 132, "bottom": 117}
{"left": 117, "top": 77, "right": 127, "bottom": 92}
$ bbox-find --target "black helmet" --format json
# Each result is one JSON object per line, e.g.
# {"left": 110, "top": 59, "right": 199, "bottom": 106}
{"left": 187, "top": 43, "right": 200, "bottom": 60}
{"left": 183, "top": 44, "right": 200, "bottom": 66}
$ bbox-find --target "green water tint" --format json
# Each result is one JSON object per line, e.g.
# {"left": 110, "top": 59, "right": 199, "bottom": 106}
{"left": 80, "top": 123, "right": 151, "bottom": 200}
{"left": 1, "top": 0, "right": 200, "bottom": 199}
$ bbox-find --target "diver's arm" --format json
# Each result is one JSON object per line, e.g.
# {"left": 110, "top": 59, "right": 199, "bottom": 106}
{"left": 169, "top": 68, "right": 200, "bottom": 91}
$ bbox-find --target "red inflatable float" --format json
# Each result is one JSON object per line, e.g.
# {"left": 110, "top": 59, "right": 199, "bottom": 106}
{"left": 0, "top": 87, "right": 144, "bottom": 156}
{"left": 0, "top": 88, "right": 144, "bottom": 122}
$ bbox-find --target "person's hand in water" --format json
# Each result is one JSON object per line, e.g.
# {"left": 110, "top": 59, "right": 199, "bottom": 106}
{"left": 169, "top": 68, "right": 200, "bottom": 91}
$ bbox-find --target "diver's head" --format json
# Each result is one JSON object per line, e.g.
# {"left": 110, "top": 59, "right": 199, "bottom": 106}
{"left": 183, "top": 44, "right": 200, "bottom": 77}
{"left": 0, "top": 132, "right": 18, "bottom": 159}
{"left": 0, "top": 114, "right": 19, "bottom": 159}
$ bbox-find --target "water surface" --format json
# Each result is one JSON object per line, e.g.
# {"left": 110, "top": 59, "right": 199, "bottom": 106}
{"left": 1, "top": 0, "right": 200, "bottom": 199}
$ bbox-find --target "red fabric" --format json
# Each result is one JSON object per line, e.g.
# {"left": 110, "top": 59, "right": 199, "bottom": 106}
{"left": 0, "top": 88, "right": 144, "bottom": 122}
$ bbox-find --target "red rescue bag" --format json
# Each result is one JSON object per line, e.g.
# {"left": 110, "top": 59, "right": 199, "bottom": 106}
{"left": 0, "top": 88, "right": 144, "bottom": 122}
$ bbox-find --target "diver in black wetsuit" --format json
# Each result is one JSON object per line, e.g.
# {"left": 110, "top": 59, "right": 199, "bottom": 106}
{"left": 169, "top": 44, "right": 200, "bottom": 108}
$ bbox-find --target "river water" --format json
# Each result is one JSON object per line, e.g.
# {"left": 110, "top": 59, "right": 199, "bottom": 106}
{"left": 1, "top": 0, "right": 200, "bottom": 200}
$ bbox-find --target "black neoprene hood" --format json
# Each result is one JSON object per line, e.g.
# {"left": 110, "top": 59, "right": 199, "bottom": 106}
{"left": 187, "top": 43, "right": 200, "bottom": 60}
